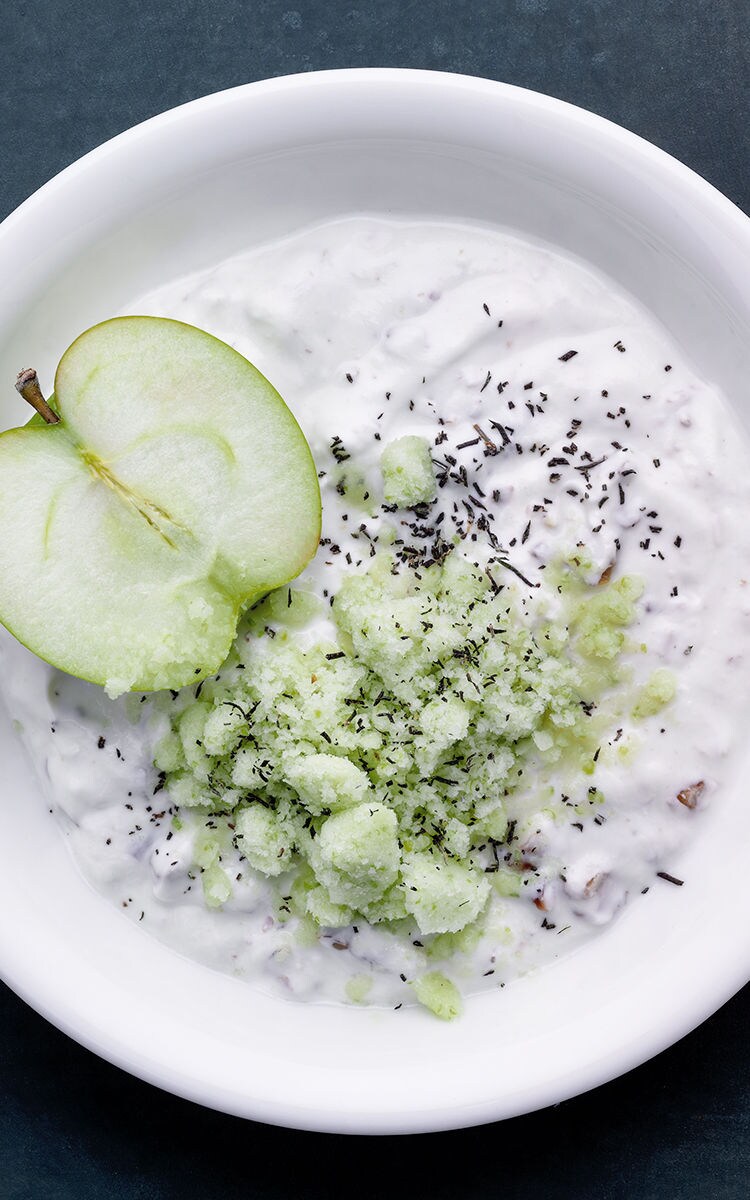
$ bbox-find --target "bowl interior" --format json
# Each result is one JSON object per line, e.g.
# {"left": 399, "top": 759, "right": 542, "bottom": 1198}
{"left": 0, "top": 70, "right": 749, "bottom": 1133}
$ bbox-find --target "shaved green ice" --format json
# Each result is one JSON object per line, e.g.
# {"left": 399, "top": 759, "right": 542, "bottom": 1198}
{"left": 413, "top": 972, "right": 463, "bottom": 1021}
{"left": 311, "top": 803, "right": 401, "bottom": 908}
{"left": 285, "top": 754, "right": 371, "bottom": 815}
{"left": 235, "top": 805, "right": 292, "bottom": 876}
{"left": 632, "top": 668, "right": 677, "bottom": 719}
{"left": 380, "top": 435, "right": 436, "bottom": 506}
{"left": 345, "top": 974, "right": 374, "bottom": 1004}
{"left": 402, "top": 853, "right": 491, "bottom": 934}
{"left": 156, "top": 550, "right": 646, "bottom": 1017}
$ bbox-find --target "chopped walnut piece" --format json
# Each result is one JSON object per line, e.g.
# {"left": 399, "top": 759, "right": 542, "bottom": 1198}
{"left": 583, "top": 872, "right": 605, "bottom": 897}
{"left": 677, "top": 781, "right": 705, "bottom": 809}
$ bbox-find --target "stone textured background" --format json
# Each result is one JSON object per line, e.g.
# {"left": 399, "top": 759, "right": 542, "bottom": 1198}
{"left": 1, "top": 1, "right": 748, "bottom": 1196}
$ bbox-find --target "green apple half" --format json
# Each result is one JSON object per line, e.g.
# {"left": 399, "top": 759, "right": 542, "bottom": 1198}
{"left": 0, "top": 316, "right": 321, "bottom": 695}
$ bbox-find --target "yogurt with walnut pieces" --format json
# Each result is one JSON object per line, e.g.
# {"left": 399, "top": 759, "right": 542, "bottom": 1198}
{"left": 4, "top": 216, "right": 750, "bottom": 1017}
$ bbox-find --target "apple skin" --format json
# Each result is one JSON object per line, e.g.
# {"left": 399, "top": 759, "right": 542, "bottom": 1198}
{"left": 0, "top": 317, "right": 321, "bottom": 695}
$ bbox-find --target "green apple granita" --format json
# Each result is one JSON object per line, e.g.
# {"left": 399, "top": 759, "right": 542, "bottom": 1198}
{"left": 153, "top": 547, "right": 660, "bottom": 1017}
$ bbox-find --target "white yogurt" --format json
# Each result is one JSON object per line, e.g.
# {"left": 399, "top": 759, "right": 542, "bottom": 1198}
{"left": 4, "top": 216, "right": 750, "bottom": 1010}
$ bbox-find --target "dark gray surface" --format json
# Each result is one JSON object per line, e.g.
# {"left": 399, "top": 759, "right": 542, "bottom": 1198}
{"left": 1, "top": 0, "right": 749, "bottom": 1195}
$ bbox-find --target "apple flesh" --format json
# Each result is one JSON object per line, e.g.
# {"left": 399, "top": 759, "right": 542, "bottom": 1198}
{"left": 0, "top": 317, "right": 321, "bottom": 695}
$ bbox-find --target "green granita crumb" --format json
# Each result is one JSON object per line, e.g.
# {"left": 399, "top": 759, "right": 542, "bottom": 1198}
{"left": 632, "top": 667, "right": 677, "bottom": 719}
{"left": 294, "top": 914, "right": 320, "bottom": 947}
{"left": 305, "top": 885, "right": 355, "bottom": 927}
{"left": 427, "top": 922, "right": 484, "bottom": 961}
{"left": 193, "top": 828, "right": 222, "bottom": 870}
{"left": 490, "top": 867, "right": 523, "bottom": 898}
{"left": 345, "top": 974, "right": 374, "bottom": 1004}
{"left": 255, "top": 587, "right": 324, "bottom": 631}
{"left": 201, "top": 862, "right": 232, "bottom": 909}
{"left": 156, "top": 549, "right": 650, "bottom": 1003}
{"left": 311, "top": 802, "right": 401, "bottom": 909}
{"left": 380, "top": 435, "right": 436, "bottom": 506}
{"left": 402, "top": 854, "right": 490, "bottom": 935}
{"left": 235, "top": 805, "right": 292, "bottom": 877}
{"left": 413, "top": 971, "right": 463, "bottom": 1020}
{"left": 332, "top": 466, "right": 377, "bottom": 516}
{"left": 153, "top": 729, "right": 184, "bottom": 773}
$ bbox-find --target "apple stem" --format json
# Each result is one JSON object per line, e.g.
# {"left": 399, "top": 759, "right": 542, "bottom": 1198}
{"left": 15, "top": 369, "right": 60, "bottom": 425}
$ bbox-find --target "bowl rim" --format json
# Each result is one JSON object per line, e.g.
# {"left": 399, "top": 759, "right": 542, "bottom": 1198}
{"left": 2, "top": 67, "right": 748, "bottom": 242}
{"left": 1, "top": 67, "right": 750, "bottom": 1135}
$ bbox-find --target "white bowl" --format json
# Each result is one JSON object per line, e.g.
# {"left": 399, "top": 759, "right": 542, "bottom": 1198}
{"left": 1, "top": 69, "right": 749, "bottom": 1134}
